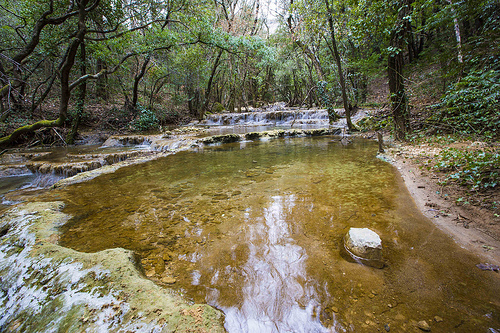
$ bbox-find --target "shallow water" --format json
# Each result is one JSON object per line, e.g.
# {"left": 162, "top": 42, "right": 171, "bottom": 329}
{"left": 0, "top": 174, "right": 36, "bottom": 212}
{"left": 49, "top": 136, "right": 499, "bottom": 332}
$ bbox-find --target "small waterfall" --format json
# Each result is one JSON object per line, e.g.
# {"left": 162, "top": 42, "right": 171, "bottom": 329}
{"left": 24, "top": 151, "right": 154, "bottom": 178}
{"left": 30, "top": 172, "right": 65, "bottom": 188}
{"left": 201, "top": 109, "right": 331, "bottom": 127}
{"left": 102, "top": 135, "right": 152, "bottom": 147}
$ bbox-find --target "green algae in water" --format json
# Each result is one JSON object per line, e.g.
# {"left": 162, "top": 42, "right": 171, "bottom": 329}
{"left": 52, "top": 137, "right": 500, "bottom": 332}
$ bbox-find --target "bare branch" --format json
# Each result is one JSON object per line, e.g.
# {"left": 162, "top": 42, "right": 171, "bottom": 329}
{"left": 69, "top": 52, "right": 137, "bottom": 91}
{"left": 85, "top": 19, "right": 176, "bottom": 41}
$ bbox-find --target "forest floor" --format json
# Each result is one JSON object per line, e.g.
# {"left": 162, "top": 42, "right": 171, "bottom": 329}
{"left": 381, "top": 137, "right": 500, "bottom": 266}
{"left": 364, "top": 72, "right": 500, "bottom": 267}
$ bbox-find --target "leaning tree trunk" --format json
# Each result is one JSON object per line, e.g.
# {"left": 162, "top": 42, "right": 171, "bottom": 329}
{"left": 324, "top": 0, "right": 354, "bottom": 130}
{"left": 0, "top": 0, "right": 90, "bottom": 146}
{"left": 388, "top": 0, "right": 411, "bottom": 141}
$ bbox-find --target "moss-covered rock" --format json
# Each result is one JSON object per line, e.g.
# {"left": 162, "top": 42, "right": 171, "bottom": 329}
{"left": 212, "top": 102, "right": 225, "bottom": 114}
{"left": 200, "top": 134, "right": 242, "bottom": 145}
{"left": 0, "top": 202, "right": 225, "bottom": 332}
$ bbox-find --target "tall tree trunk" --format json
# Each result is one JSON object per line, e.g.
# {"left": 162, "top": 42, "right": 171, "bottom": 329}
{"left": 388, "top": 0, "right": 411, "bottom": 141}
{"left": 251, "top": 0, "right": 260, "bottom": 36}
{"left": 131, "top": 55, "right": 151, "bottom": 113}
{"left": 447, "top": 0, "right": 463, "bottom": 63}
{"left": 203, "top": 50, "right": 223, "bottom": 112}
{"left": 324, "top": 0, "right": 354, "bottom": 129}
{"left": 67, "top": 42, "right": 87, "bottom": 144}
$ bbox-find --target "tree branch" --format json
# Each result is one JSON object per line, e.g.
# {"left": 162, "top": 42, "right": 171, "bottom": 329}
{"left": 69, "top": 52, "right": 137, "bottom": 91}
{"left": 85, "top": 19, "right": 176, "bottom": 41}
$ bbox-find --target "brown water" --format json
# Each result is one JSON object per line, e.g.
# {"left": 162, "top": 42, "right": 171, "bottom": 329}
{"left": 49, "top": 137, "right": 499, "bottom": 332}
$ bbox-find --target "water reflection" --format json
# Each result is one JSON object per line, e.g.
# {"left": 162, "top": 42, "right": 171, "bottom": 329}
{"left": 208, "top": 195, "right": 331, "bottom": 332}
{"left": 52, "top": 137, "right": 500, "bottom": 332}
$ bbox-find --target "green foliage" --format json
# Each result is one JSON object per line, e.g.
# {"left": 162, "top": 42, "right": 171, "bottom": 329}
{"left": 356, "top": 116, "right": 392, "bottom": 132}
{"left": 131, "top": 105, "right": 159, "bottom": 132}
{"left": 1, "top": 0, "right": 499, "bottom": 144}
{"left": 317, "top": 81, "right": 338, "bottom": 119}
{"left": 433, "top": 147, "right": 500, "bottom": 191}
{"left": 409, "top": 133, "right": 459, "bottom": 145}
{"left": 430, "top": 70, "right": 500, "bottom": 138}
{"left": 211, "top": 102, "right": 225, "bottom": 114}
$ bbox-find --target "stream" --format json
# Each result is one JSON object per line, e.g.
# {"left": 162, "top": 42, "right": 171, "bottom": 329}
{"left": 37, "top": 136, "right": 500, "bottom": 332}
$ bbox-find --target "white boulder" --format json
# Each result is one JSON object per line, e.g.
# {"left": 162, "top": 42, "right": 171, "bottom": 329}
{"left": 344, "top": 228, "right": 383, "bottom": 267}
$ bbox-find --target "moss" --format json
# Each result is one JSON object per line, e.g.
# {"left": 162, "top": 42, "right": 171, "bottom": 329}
{"left": 212, "top": 102, "right": 225, "bottom": 114}
{"left": 201, "top": 134, "right": 242, "bottom": 144}
{"left": 0, "top": 118, "right": 64, "bottom": 146}
{"left": 245, "top": 132, "right": 262, "bottom": 140}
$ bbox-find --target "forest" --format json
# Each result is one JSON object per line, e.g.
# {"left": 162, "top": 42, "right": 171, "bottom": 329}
{"left": 0, "top": 0, "right": 498, "bottom": 145}
{"left": 1, "top": 1, "right": 500, "bottom": 331}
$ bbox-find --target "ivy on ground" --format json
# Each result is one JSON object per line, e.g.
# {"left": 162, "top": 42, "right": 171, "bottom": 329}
{"left": 432, "top": 147, "right": 500, "bottom": 191}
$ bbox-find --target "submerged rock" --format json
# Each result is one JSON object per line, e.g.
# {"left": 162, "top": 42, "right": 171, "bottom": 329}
{"left": 344, "top": 227, "right": 384, "bottom": 268}
{"left": 417, "top": 320, "right": 431, "bottom": 331}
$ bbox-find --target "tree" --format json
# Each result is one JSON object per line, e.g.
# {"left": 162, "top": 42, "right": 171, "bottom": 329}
{"left": 388, "top": 0, "right": 411, "bottom": 141}
{"left": 324, "top": 0, "right": 354, "bottom": 130}
{"left": 0, "top": 0, "right": 93, "bottom": 145}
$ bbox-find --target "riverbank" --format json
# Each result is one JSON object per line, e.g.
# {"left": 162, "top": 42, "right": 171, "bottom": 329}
{"left": 380, "top": 138, "right": 500, "bottom": 266}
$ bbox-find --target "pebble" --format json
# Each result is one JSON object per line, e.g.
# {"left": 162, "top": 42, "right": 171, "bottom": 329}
{"left": 161, "top": 276, "right": 176, "bottom": 284}
{"left": 417, "top": 320, "right": 431, "bottom": 331}
{"left": 154, "top": 258, "right": 166, "bottom": 274}
{"left": 434, "top": 316, "right": 443, "bottom": 323}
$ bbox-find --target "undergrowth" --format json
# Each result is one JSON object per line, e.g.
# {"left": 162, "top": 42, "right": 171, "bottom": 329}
{"left": 431, "top": 147, "right": 500, "bottom": 191}
{"left": 131, "top": 105, "right": 159, "bottom": 132}
{"left": 426, "top": 69, "right": 500, "bottom": 140}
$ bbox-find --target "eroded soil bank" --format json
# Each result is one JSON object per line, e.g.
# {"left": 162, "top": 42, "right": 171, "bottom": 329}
{"left": 381, "top": 140, "right": 500, "bottom": 265}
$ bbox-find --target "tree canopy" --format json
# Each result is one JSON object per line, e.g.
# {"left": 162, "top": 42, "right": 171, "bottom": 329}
{"left": 0, "top": 0, "right": 498, "bottom": 145}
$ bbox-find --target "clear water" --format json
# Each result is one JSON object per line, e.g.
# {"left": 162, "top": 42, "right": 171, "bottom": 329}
{"left": 47, "top": 136, "right": 499, "bottom": 332}
{"left": 0, "top": 174, "right": 36, "bottom": 211}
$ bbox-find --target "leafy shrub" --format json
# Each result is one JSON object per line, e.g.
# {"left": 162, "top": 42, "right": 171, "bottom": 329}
{"left": 433, "top": 147, "right": 500, "bottom": 190}
{"left": 356, "top": 116, "right": 391, "bottom": 132}
{"left": 212, "top": 102, "right": 225, "bottom": 114}
{"left": 429, "top": 70, "right": 500, "bottom": 138}
{"left": 317, "top": 81, "right": 339, "bottom": 121}
{"left": 131, "top": 105, "right": 159, "bottom": 132}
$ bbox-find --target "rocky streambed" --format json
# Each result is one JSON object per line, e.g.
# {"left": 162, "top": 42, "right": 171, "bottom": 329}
{"left": 0, "top": 201, "right": 225, "bottom": 332}
{"left": 1, "top": 124, "right": 499, "bottom": 333}
{"left": 0, "top": 127, "right": 342, "bottom": 332}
